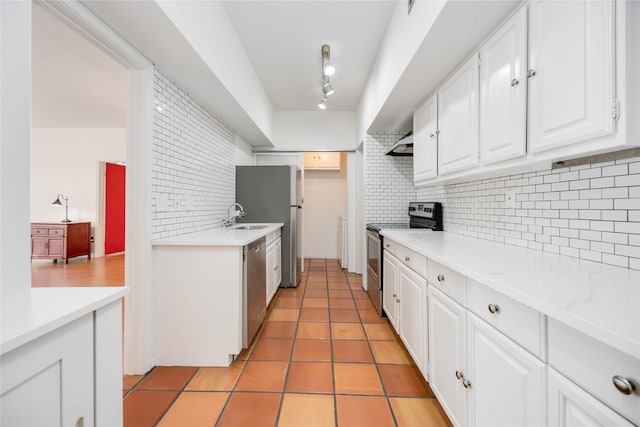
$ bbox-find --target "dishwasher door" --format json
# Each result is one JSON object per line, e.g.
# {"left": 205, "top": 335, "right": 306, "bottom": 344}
{"left": 243, "top": 237, "right": 267, "bottom": 348}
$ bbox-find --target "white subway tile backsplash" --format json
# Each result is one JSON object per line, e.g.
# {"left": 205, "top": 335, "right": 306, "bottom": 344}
{"left": 416, "top": 155, "right": 640, "bottom": 270}
{"left": 151, "top": 68, "right": 235, "bottom": 239}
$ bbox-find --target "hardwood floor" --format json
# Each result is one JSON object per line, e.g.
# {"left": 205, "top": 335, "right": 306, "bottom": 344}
{"left": 31, "top": 253, "right": 125, "bottom": 287}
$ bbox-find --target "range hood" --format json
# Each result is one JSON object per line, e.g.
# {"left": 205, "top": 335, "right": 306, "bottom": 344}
{"left": 385, "top": 131, "right": 413, "bottom": 156}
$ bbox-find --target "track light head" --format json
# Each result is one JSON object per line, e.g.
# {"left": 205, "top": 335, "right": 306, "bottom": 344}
{"left": 321, "top": 44, "right": 335, "bottom": 76}
{"left": 318, "top": 97, "right": 327, "bottom": 110}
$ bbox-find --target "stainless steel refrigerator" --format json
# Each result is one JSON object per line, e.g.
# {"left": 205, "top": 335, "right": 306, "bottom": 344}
{"left": 236, "top": 165, "right": 303, "bottom": 287}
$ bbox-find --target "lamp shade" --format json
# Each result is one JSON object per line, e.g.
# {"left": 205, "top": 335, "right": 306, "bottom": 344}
{"left": 51, "top": 196, "right": 63, "bottom": 206}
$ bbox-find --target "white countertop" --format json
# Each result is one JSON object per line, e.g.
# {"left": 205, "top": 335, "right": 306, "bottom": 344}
{"left": 380, "top": 229, "right": 640, "bottom": 359}
{"left": 152, "top": 223, "right": 284, "bottom": 247}
{"left": 1, "top": 287, "right": 129, "bottom": 355}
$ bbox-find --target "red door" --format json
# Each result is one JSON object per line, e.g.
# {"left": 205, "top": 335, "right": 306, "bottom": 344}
{"left": 105, "top": 163, "right": 126, "bottom": 254}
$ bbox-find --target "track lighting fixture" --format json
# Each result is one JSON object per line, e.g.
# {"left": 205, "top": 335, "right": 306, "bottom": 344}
{"left": 323, "top": 76, "right": 335, "bottom": 97}
{"left": 318, "top": 44, "right": 336, "bottom": 109}
{"left": 321, "top": 44, "right": 335, "bottom": 76}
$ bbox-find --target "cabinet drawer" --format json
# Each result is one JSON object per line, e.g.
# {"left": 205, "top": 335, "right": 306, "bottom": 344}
{"left": 31, "top": 227, "right": 47, "bottom": 236}
{"left": 397, "top": 245, "right": 427, "bottom": 277}
{"left": 383, "top": 238, "right": 399, "bottom": 257}
{"left": 265, "top": 229, "right": 281, "bottom": 246}
{"left": 48, "top": 228, "right": 65, "bottom": 236}
{"left": 466, "top": 278, "right": 546, "bottom": 360}
{"left": 427, "top": 259, "right": 466, "bottom": 305}
{"left": 548, "top": 319, "right": 640, "bottom": 425}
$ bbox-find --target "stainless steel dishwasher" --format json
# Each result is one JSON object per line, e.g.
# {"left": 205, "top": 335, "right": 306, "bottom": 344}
{"left": 243, "top": 236, "right": 266, "bottom": 348}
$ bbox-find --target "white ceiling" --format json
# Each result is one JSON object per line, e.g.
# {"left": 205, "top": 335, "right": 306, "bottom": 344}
{"left": 31, "top": 4, "right": 128, "bottom": 128}
{"left": 222, "top": 1, "right": 396, "bottom": 111}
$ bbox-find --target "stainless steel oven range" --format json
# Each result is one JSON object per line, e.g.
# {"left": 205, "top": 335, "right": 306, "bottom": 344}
{"left": 366, "top": 202, "right": 442, "bottom": 316}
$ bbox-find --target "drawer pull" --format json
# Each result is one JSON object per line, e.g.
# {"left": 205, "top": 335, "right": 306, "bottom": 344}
{"left": 437, "top": 274, "right": 445, "bottom": 282}
{"left": 393, "top": 293, "right": 397, "bottom": 298}
{"left": 462, "top": 378, "right": 472, "bottom": 389}
{"left": 405, "top": 256, "right": 410, "bottom": 262}
{"left": 396, "top": 298, "right": 401, "bottom": 303}
{"left": 455, "top": 370, "right": 463, "bottom": 380}
{"left": 488, "top": 304, "right": 500, "bottom": 314}
{"left": 612, "top": 375, "right": 636, "bottom": 395}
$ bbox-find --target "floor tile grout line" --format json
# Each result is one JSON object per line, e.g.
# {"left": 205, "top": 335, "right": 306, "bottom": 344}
{"left": 273, "top": 258, "right": 311, "bottom": 426}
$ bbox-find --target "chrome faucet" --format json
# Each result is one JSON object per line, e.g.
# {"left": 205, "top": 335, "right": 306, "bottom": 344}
{"left": 223, "top": 203, "right": 246, "bottom": 227}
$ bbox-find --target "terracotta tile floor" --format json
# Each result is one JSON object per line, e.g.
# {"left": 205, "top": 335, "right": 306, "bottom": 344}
{"left": 123, "top": 258, "right": 451, "bottom": 427}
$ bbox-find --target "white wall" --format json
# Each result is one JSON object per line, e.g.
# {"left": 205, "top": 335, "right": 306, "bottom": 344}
{"left": 157, "top": 1, "right": 274, "bottom": 143}
{"left": 1, "top": 0, "right": 32, "bottom": 297}
{"left": 356, "top": 0, "right": 445, "bottom": 142}
{"left": 30, "top": 128, "right": 126, "bottom": 229}
{"left": 304, "top": 153, "right": 348, "bottom": 259}
{"left": 273, "top": 111, "right": 357, "bottom": 151}
{"left": 235, "top": 134, "right": 254, "bottom": 166}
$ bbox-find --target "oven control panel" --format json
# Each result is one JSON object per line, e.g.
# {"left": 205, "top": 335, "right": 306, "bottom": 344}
{"left": 408, "top": 202, "right": 440, "bottom": 219}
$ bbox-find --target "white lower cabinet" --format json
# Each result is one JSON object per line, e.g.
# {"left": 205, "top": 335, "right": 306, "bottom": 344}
{"left": 398, "top": 263, "right": 427, "bottom": 374}
{"left": 382, "top": 251, "right": 399, "bottom": 331}
{"left": 1, "top": 299, "right": 123, "bottom": 427}
{"left": 383, "top": 246, "right": 428, "bottom": 375}
{"left": 466, "top": 311, "right": 546, "bottom": 427}
{"left": 428, "top": 285, "right": 467, "bottom": 427}
{"left": 266, "top": 236, "right": 282, "bottom": 305}
{"left": 428, "top": 284, "right": 545, "bottom": 427}
{"left": 548, "top": 368, "right": 635, "bottom": 427}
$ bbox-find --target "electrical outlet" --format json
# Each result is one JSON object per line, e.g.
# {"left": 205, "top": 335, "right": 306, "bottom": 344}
{"left": 505, "top": 190, "right": 517, "bottom": 208}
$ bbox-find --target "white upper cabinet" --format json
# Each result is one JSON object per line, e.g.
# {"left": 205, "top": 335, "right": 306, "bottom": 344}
{"left": 304, "top": 152, "right": 341, "bottom": 170}
{"left": 438, "top": 53, "right": 480, "bottom": 175}
{"left": 480, "top": 7, "right": 528, "bottom": 165}
{"left": 527, "top": 0, "right": 615, "bottom": 153}
{"left": 413, "top": 94, "right": 438, "bottom": 184}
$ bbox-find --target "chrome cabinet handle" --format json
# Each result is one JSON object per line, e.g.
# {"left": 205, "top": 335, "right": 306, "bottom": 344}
{"left": 488, "top": 304, "right": 500, "bottom": 314}
{"left": 429, "top": 133, "right": 435, "bottom": 138}
{"left": 274, "top": 266, "right": 279, "bottom": 271}
{"left": 455, "top": 370, "right": 463, "bottom": 380}
{"left": 405, "top": 256, "right": 411, "bottom": 262}
{"left": 393, "top": 293, "right": 397, "bottom": 298}
{"left": 462, "top": 379, "right": 472, "bottom": 389}
{"left": 396, "top": 298, "right": 400, "bottom": 303}
{"left": 511, "top": 78, "right": 519, "bottom": 86}
{"left": 527, "top": 69, "right": 536, "bottom": 78}
{"left": 612, "top": 376, "right": 636, "bottom": 395}
{"left": 437, "top": 274, "right": 445, "bottom": 282}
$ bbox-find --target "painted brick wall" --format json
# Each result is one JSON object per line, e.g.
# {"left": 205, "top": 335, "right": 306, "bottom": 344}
{"left": 417, "top": 155, "right": 640, "bottom": 270}
{"left": 365, "top": 132, "right": 417, "bottom": 223}
{"left": 151, "top": 69, "right": 236, "bottom": 239}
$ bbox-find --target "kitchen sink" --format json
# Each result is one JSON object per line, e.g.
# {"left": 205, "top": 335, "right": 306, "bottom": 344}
{"left": 232, "top": 225, "right": 268, "bottom": 230}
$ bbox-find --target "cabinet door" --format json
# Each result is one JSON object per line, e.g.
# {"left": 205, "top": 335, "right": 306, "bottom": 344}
{"left": 467, "top": 312, "right": 546, "bottom": 427}
{"left": 548, "top": 368, "right": 634, "bottom": 427}
{"left": 438, "top": 53, "right": 480, "bottom": 175}
{"left": 48, "top": 238, "right": 64, "bottom": 258}
{"left": 266, "top": 243, "right": 276, "bottom": 305}
{"left": 480, "top": 6, "right": 528, "bottom": 165}
{"left": 398, "top": 264, "right": 427, "bottom": 373}
{"left": 528, "top": 0, "right": 615, "bottom": 153}
{"left": 414, "top": 94, "right": 438, "bottom": 182}
{"left": 382, "top": 251, "right": 399, "bottom": 332}
{"left": 428, "top": 285, "right": 467, "bottom": 427}
{"left": 316, "top": 152, "right": 341, "bottom": 169}
{"left": 32, "top": 237, "right": 48, "bottom": 256}
{"left": 303, "top": 152, "right": 317, "bottom": 169}
{"left": 274, "top": 239, "right": 282, "bottom": 292}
